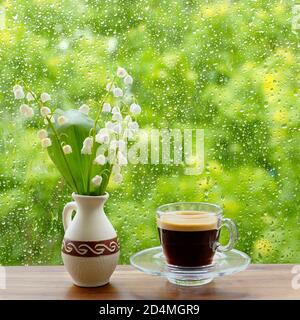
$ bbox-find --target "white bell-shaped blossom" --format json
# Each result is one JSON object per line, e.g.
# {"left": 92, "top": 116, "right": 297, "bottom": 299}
{"left": 113, "top": 87, "right": 123, "bottom": 97}
{"left": 124, "top": 115, "right": 132, "bottom": 122}
{"left": 19, "top": 104, "right": 34, "bottom": 117}
{"left": 110, "top": 139, "right": 118, "bottom": 150}
{"left": 128, "top": 121, "right": 139, "bottom": 131}
{"left": 91, "top": 175, "right": 102, "bottom": 187}
{"left": 105, "top": 121, "right": 114, "bottom": 130}
{"left": 94, "top": 154, "right": 106, "bottom": 165}
{"left": 26, "top": 92, "right": 35, "bottom": 101}
{"left": 112, "top": 112, "right": 122, "bottom": 122}
{"left": 79, "top": 104, "right": 89, "bottom": 115}
{"left": 57, "top": 115, "right": 68, "bottom": 126}
{"left": 81, "top": 137, "right": 93, "bottom": 155}
{"left": 123, "top": 128, "right": 134, "bottom": 140}
{"left": 63, "top": 145, "right": 72, "bottom": 154}
{"left": 113, "top": 122, "right": 122, "bottom": 134}
{"left": 40, "top": 92, "right": 51, "bottom": 103}
{"left": 83, "top": 136, "right": 93, "bottom": 147}
{"left": 117, "top": 67, "right": 127, "bottom": 78}
{"left": 130, "top": 103, "right": 141, "bottom": 115}
{"left": 117, "top": 139, "right": 126, "bottom": 151}
{"left": 111, "top": 106, "right": 120, "bottom": 114}
{"left": 106, "top": 82, "right": 115, "bottom": 92}
{"left": 40, "top": 106, "right": 51, "bottom": 117}
{"left": 124, "top": 75, "right": 133, "bottom": 85}
{"left": 117, "top": 151, "right": 128, "bottom": 166}
{"left": 113, "top": 173, "right": 123, "bottom": 183}
{"left": 37, "top": 129, "right": 48, "bottom": 140}
{"left": 102, "top": 102, "right": 111, "bottom": 113}
{"left": 81, "top": 145, "right": 92, "bottom": 155}
{"left": 96, "top": 130, "right": 110, "bottom": 144}
{"left": 41, "top": 138, "right": 52, "bottom": 148}
{"left": 13, "top": 85, "right": 25, "bottom": 99}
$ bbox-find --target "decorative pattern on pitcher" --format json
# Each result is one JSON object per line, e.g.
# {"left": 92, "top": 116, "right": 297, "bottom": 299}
{"left": 62, "top": 237, "right": 120, "bottom": 257}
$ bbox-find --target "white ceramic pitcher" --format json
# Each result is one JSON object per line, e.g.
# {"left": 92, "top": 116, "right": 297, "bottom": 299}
{"left": 61, "top": 192, "right": 119, "bottom": 287}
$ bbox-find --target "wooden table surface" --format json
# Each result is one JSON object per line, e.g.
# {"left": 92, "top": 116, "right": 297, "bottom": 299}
{"left": 0, "top": 265, "right": 299, "bottom": 300}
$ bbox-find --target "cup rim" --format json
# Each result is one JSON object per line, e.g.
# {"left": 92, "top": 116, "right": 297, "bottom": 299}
{"left": 156, "top": 201, "right": 223, "bottom": 217}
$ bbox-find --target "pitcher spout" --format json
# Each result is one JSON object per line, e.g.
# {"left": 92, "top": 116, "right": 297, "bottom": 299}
{"left": 71, "top": 192, "right": 109, "bottom": 211}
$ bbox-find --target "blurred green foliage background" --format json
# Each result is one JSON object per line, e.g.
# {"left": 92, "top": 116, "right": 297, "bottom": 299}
{"left": 0, "top": 0, "right": 299, "bottom": 265}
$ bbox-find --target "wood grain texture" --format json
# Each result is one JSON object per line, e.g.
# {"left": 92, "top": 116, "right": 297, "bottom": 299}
{"left": 0, "top": 265, "right": 298, "bottom": 300}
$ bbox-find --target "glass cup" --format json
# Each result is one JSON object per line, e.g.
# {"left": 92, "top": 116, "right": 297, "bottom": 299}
{"left": 157, "top": 202, "right": 238, "bottom": 285}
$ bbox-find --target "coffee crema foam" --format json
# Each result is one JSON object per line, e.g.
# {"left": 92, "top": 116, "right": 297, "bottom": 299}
{"left": 157, "top": 211, "right": 218, "bottom": 231}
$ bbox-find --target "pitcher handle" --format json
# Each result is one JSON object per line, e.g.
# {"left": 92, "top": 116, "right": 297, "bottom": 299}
{"left": 62, "top": 202, "right": 77, "bottom": 231}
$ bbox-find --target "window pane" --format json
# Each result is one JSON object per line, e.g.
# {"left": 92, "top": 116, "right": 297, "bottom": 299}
{"left": 0, "top": 0, "right": 299, "bottom": 265}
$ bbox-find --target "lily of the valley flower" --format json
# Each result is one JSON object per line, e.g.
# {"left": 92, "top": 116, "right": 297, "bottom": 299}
{"left": 124, "top": 115, "right": 132, "bottom": 122}
{"left": 111, "top": 106, "right": 120, "bottom": 114}
{"left": 112, "top": 112, "right": 122, "bottom": 121}
{"left": 113, "top": 173, "right": 123, "bottom": 183}
{"left": 91, "top": 175, "right": 102, "bottom": 186}
{"left": 82, "top": 136, "right": 93, "bottom": 147}
{"left": 110, "top": 139, "right": 118, "bottom": 150}
{"left": 81, "top": 145, "right": 91, "bottom": 155}
{"left": 40, "top": 92, "right": 51, "bottom": 103}
{"left": 113, "top": 87, "right": 123, "bottom": 97}
{"left": 124, "top": 75, "right": 133, "bottom": 85}
{"left": 83, "top": 137, "right": 94, "bottom": 148}
{"left": 79, "top": 104, "right": 89, "bottom": 115}
{"left": 95, "top": 130, "right": 110, "bottom": 144}
{"left": 57, "top": 115, "right": 68, "bottom": 126}
{"left": 113, "top": 122, "right": 122, "bottom": 134}
{"left": 41, "top": 138, "right": 52, "bottom": 148}
{"left": 102, "top": 102, "right": 111, "bottom": 113}
{"left": 117, "top": 139, "right": 126, "bottom": 151}
{"left": 117, "top": 67, "right": 127, "bottom": 78}
{"left": 106, "top": 82, "right": 115, "bottom": 92}
{"left": 105, "top": 121, "right": 114, "bottom": 130}
{"left": 130, "top": 103, "right": 141, "bottom": 115}
{"left": 123, "top": 128, "right": 134, "bottom": 140}
{"left": 81, "top": 137, "right": 93, "bottom": 155}
{"left": 94, "top": 154, "right": 106, "bottom": 165}
{"left": 63, "top": 145, "right": 72, "bottom": 154}
{"left": 40, "top": 106, "right": 51, "bottom": 117}
{"left": 117, "top": 151, "right": 128, "bottom": 166}
{"left": 19, "top": 104, "right": 34, "bottom": 117}
{"left": 128, "top": 121, "right": 139, "bottom": 131}
{"left": 26, "top": 92, "right": 35, "bottom": 101}
{"left": 13, "top": 85, "right": 25, "bottom": 100}
{"left": 112, "top": 164, "right": 123, "bottom": 182}
{"left": 37, "top": 129, "right": 48, "bottom": 140}
{"left": 111, "top": 139, "right": 126, "bottom": 153}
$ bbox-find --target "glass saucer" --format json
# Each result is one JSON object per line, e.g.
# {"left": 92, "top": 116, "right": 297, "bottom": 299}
{"left": 130, "top": 246, "right": 250, "bottom": 286}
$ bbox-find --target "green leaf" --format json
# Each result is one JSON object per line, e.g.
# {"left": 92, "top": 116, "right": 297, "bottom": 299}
{"left": 46, "top": 109, "right": 108, "bottom": 195}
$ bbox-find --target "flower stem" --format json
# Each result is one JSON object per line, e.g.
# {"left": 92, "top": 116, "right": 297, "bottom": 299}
{"left": 99, "top": 164, "right": 113, "bottom": 195}
{"left": 26, "top": 87, "right": 80, "bottom": 194}
{"left": 46, "top": 116, "right": 80, "bottom": 194}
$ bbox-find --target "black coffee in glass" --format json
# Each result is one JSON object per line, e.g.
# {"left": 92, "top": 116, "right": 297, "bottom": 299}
{"left": 157, "top": 211, "right": 219, "bottom": 267}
